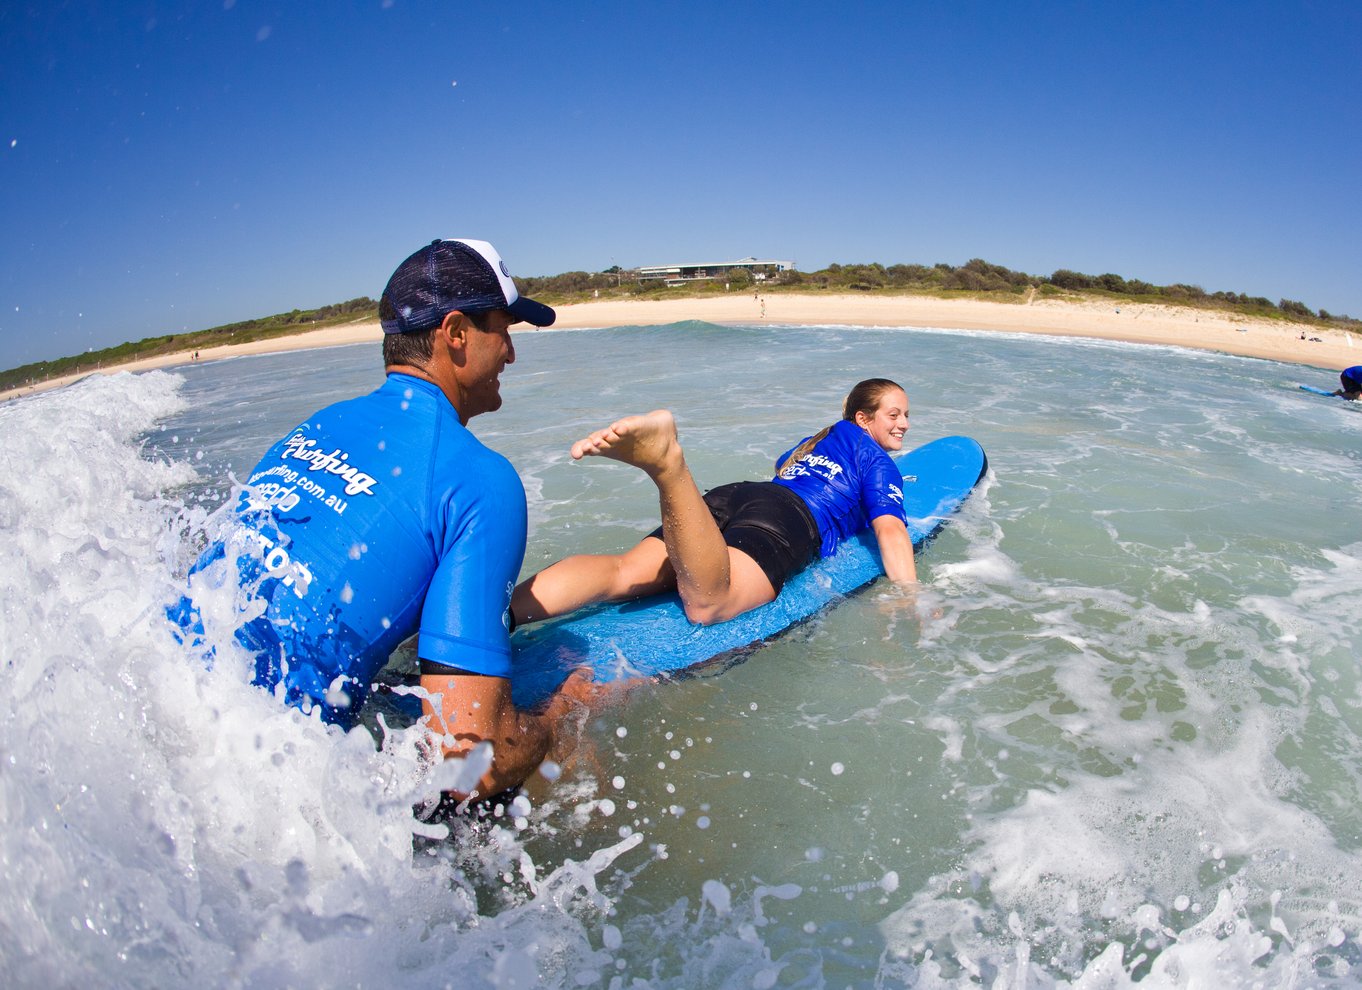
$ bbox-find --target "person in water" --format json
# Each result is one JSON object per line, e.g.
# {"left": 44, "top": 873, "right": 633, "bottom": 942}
{"left": 174, "top": 238, "right": 595, "bottom": 803}
{"left": 511, "top": 378, "right": 917, "bottom": 628}
{"left": 1335, "top": 366, "right": 1362, "bottom": 400}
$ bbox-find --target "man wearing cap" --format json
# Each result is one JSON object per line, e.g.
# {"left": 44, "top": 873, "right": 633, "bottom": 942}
{"left": 176, "top": 238, "right": 590, "bottom": 802}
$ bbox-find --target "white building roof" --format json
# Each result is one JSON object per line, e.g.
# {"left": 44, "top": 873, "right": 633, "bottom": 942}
{"left": 637, "top": 257, "right": 796, "bottom": 273}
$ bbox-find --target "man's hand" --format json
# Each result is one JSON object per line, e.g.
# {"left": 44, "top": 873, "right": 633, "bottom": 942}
{"left": 420, "top": 671, "right": 555, "bottom": 802}
{"left": 419, "top": 666, "right": 606, "bottom": 803}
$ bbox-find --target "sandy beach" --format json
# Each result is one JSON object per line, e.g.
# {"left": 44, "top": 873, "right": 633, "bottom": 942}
{"left": 4, "top": 293, "right": 1356, "bottom": 402}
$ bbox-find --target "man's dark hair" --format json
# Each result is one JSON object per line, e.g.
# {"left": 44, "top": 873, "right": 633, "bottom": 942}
{"left": 381, "top": 310, "right": 499, "bottom": 368}
{"left": 382, "top": 326, "right": 436, "bottom": 368}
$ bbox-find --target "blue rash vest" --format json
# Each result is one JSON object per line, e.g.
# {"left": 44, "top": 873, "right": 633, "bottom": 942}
{"left": 770, "top": 419, "right": 906, "bottom": 558}
{"left": 176, "top": 373, "right": 526, "bottom": 725}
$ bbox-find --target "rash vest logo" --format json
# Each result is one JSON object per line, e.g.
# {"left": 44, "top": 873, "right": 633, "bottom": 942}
{"left": 779, "top": 452, "right": 843, "bottom": 481}
{"left": 279, "top": 433, "right": 379, "bottom": 497}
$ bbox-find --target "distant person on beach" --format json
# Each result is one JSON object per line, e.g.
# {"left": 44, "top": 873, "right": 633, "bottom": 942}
{"left": 512, "top": 379, "right": 916, "bottom": 628}
{"left": 173, "top": 238, "right": 595, "bottom": 802}
{"left": 1336, "top": 366, "right": 1362, "bottom": 400}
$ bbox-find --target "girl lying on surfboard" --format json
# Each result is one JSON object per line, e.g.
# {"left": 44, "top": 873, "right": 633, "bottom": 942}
{"left": 510, "top": 378, "right": 917, "bottom": 628}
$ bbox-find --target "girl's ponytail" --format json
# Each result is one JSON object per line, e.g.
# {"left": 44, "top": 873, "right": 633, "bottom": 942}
{"left": 776, "top": 378, "right": 904, "bottom": 475}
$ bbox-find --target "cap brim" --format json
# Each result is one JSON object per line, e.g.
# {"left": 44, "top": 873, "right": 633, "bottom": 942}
{"left": 507, "top": 295, "right": 556, "bottom": 327}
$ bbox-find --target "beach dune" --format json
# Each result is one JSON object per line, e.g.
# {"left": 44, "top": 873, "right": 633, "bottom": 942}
{"left": 4, "top": 294, "right": 1356, "bottom": 402}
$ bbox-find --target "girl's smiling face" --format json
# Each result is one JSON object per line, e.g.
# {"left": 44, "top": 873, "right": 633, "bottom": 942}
{"left": 855, "top": 387, "right": 909, "bottom": 451}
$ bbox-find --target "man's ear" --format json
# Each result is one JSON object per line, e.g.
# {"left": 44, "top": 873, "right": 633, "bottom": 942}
{"left": 439, "top": 310, "right": 469, "bottom": 338}
{"left": 438, "top": 311, "right": 470, "bottom": 355}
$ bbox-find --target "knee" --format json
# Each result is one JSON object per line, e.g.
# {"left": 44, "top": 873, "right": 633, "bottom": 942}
{"left": 611, "top": 547, "right": 672, "bottom": 599}
{"left": 682, "top": 599, "right": 735, "bottom": 626}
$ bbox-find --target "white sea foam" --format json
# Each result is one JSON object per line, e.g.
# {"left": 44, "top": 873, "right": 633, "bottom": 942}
{"left": 0, "top": 372, "right": 642, "bottom": 987}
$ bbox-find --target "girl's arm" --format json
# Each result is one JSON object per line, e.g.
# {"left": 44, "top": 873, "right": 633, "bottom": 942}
{"left": 872, "top": 515, "right": 917, "bottom": 583}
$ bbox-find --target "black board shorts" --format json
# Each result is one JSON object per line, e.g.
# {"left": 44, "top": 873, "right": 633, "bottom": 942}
{"left": 647, "top": 481, "right": 820, "bottom": 592}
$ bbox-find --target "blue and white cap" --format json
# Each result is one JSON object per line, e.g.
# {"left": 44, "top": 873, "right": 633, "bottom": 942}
{"left": 379, "top": 238, "right": 555, "bottom": 333}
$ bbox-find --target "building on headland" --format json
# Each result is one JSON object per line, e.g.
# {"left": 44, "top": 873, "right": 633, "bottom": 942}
{"left": 636, "top": 257, "right": 797, "bottom": 286}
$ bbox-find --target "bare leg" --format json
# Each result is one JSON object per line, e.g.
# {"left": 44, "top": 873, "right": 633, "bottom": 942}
{"left": 512, "top": 538, "right": 674, "bottom": 625}
{"left": 514, "top": 412, "right": 781, "bottom": 627}
{"left": 573, "top": 412, "right": 732, "bottom": 614}
{"left": 566, "top": 411, "right": 778, "bottom": 624}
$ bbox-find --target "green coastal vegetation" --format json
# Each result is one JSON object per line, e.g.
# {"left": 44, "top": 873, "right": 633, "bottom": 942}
{"left": 521, "top": 259, "right": 1362, "bottom": 329}
{"left": 4, "top": 259, "right": 1358, "bottom": 394}
{"left": 1, "top": 297, "right": 378, "bottom": 394}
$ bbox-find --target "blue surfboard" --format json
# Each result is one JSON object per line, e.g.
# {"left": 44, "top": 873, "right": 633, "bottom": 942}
{"left": 1299, "top": 384, "right": 1361, "bottom": 409}
{"left": 510, "top": 435, "right": 988, "bottom": 707}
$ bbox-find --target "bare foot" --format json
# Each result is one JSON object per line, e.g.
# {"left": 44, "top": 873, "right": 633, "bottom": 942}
{"left": 570, "top": 410, "right": 684, "bottom": 478}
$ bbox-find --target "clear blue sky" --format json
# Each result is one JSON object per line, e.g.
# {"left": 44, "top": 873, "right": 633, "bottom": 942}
{"left": 3, "top": 1, "right": 1359, "bottom": 370}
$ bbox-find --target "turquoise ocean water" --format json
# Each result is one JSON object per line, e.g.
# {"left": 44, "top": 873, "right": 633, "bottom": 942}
{"left": 2, "top": 321, "right": 1361, "bottom": 987}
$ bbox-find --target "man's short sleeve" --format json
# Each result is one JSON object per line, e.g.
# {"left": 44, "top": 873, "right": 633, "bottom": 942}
{"left": 416, "top": 456, "right": 527, "bottom": 677}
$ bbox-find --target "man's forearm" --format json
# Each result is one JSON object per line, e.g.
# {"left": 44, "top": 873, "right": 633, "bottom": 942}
{"left": 466, "top": 709, "right": 556, "bottom": 799}
{"left": 421, "top": 670, "right": 588, "bottom": 801}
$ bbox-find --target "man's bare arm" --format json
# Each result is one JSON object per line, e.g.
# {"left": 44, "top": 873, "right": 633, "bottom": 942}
{"left": 420, "top": 668, "right": 594, "bottom": 801}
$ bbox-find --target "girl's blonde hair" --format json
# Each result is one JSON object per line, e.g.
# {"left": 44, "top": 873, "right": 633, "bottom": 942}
{"left": 776, "top": 378, "right": 905, "bottom": 476}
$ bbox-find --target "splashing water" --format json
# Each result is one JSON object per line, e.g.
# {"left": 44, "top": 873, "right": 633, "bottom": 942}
{"left": 3, "top": 322, "right": 1361, "bottom": 988}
